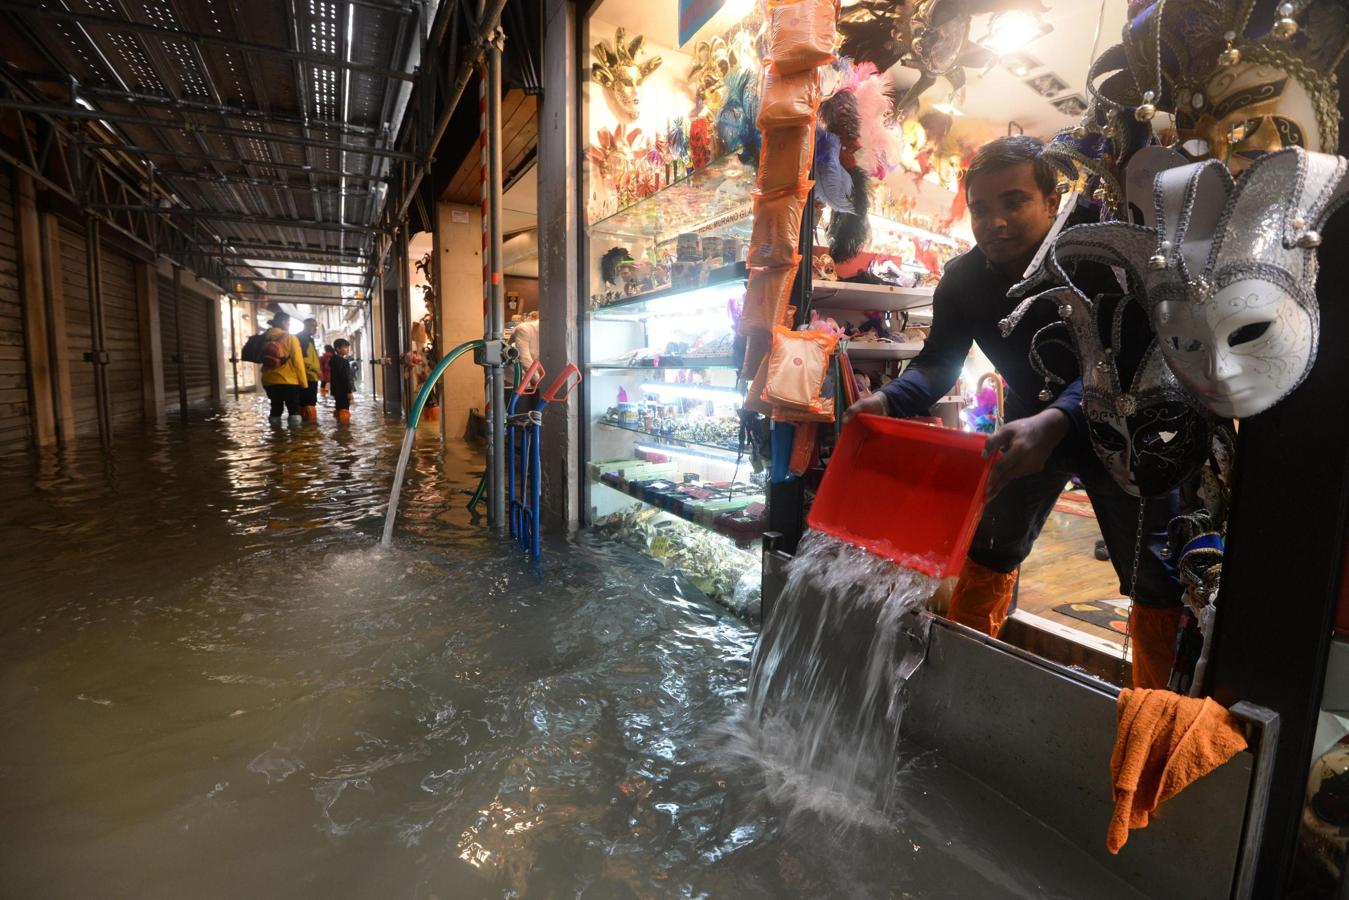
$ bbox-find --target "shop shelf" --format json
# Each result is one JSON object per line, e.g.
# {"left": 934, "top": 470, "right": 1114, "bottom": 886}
{"left": 594, "top": 471, "right": 766, "bottom": 547}
{"left": 590, "top": 357, "right": 736, "bottom": 371}
{"left": 844, "top": 340, "right": 925, "bottom": 361}
{"left": 811, "top": 280, "right": 935, "bottom": 312}
{"left": 589, "top": 264, "right": 747, "bottom": 318}
{"left": 588, "top": 148, "right": 754, "bottom": 240}
{"left": 599, "top": 420, "right": 744, "bottom": 457}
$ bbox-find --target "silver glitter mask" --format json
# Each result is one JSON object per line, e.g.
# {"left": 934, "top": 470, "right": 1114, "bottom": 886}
{"left": 1146, "top": 147, "right": 1349, "bottom": 418}
{"left": 1002, "top": 225, "right": 1214, "bottom": 498}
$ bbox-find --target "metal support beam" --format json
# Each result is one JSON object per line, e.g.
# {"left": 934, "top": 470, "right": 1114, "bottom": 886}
{"left": 0, "top": 100, "right": 418, "bottom": 162}
{"left": 75, "top": 139, "right": 389, "bottom": 184}
{"left": 227, "top": 297, "right": 239, "bottom": 399}
{"left": 172, "top": 265, "right": 188, "bottom": 420}
{"left": 486, "top": 40, "right": 506, "bottom": 531}
{"left": 76, "top": 84, "right": 379, "bottom": 137}
{"left": 0, "top": 1, "right": 419, "bottom": 82}
{"left": 83, "top": 215, "right": 112, "bottom": 446}
{"left": 86, "top": 205, "right": 385, "bottom": 235}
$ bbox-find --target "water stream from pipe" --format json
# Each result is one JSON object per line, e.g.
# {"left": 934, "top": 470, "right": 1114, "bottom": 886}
{"left": 381, "top": 426, "right": 417, "bottom": 546}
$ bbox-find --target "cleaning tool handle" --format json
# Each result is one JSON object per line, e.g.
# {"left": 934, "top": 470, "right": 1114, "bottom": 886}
{"left": 515, "top": 360, "right": 545, "bottom": 396}
{"left": 541, "top": 363, "right": 582, "bottom": 402}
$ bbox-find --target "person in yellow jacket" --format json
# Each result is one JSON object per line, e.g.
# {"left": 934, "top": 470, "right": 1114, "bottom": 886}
{"left": 260, "top": 313, "right": 309, "bottom": 425}
{"left": 297, "top": 317, "right": 323, "bottom": 422}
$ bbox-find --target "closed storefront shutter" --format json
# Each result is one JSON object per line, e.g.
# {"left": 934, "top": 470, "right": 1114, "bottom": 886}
{"left": 59, "top": 223, "right": 98, "bottom": 435}
{"left": 0, "top": 175, "right": 29, "bottom": 453}
{"left": 159, "top": 275, "right": 216, "bottom": 408}
{"left": 100, "top": 249, "right": 142, "bottom": 424}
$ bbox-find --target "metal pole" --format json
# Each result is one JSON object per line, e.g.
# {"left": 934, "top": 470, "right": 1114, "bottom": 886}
{"left": 84, "top": 215, "right": 111, "bottom": 445}
{"left": 486, "top": 39, "right": 507, "bottom": 531}
{"left": 227, "top": 296, "right": 239, "bottom": 398}
{"left": 397, "top": 225, "right": 413, "bottom": 418}
{"left": 173, "top": 265, "right": 188, "bottom": 419}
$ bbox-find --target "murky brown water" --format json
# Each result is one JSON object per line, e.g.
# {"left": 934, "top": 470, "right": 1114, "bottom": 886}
{"left": 0, "top": 397, "right": 1141, "bottom": 899}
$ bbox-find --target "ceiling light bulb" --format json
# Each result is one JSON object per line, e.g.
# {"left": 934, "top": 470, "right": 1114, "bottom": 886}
{"left": 977, "top": 11, "right": 1052, "bottom": 55}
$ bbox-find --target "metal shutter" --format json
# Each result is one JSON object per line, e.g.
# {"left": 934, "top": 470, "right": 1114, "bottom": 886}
{"left": 100, "top": 249, "right": 142, "bottom": 424}
{"left": 59, "top": 223, "right": 98, "bottom": 435}
{"left": 159, "top": 275, "right": 215, "bottom": 407}
{"left": 0, "top": 174, "right": 29, "bottom": 453}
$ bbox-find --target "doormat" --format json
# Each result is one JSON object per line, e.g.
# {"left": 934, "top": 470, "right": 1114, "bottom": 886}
{"left": 1054, "top": 598, "right": 1129, "bottom": 634}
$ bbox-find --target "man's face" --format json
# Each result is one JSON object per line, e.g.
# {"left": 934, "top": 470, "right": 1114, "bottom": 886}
{"left": 966, "top": 161, "right": 1057, "bottom": 271}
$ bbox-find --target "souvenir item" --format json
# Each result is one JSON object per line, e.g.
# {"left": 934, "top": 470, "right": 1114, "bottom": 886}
{"left": 1084, "top": 0, "right": 1347, "bottom": 169}
{"left": 592, "top": 28, "right": 662, "bottom": 122}
{"left": 1144, "top": 147, "right": 1349, "bottom": 418}
{"left": 688, "top": 36, "right": 737, "bottom": 113}
{"left": 1003, "top": 224, "right": 1215, "bottom": 498}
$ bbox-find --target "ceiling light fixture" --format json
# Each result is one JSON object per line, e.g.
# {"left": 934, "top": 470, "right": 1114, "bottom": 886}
{"left": 977, "top": 11, "right": 1052, "bottom": 55}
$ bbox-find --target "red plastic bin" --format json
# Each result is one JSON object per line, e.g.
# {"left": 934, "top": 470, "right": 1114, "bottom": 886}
{"left": 807, "top": 415, "right": 994, "bottom": 579}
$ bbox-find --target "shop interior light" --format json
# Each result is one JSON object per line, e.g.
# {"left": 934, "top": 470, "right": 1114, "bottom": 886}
{"left": 634, "top": 443, "right": 741, "bottom": 463}
{"left": 640, "top": 382, "right": 743, "bottom": 403}
{"left": 866, "top": 214, "right": 961, "bottom": 248}
{"left": 976, "top": 11, "right": 1052, "bottom": 55}
{"left": 721, "top": 0, "right": 756, "bottom": 17}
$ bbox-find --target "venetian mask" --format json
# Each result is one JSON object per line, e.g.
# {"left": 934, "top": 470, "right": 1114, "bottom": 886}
{"left": 1145, "top": 148, "right": 1349, "bottom": 419}
{"left": 1302, "top": 737, "right": 1349, "bottom": 886}
{"left": 1173, "top": 62, "right": 1322, "bottom": 174}
{"left": 688, "top": 36, "right": 735, "bottom": 114}
{"left": 1003, "top": 225, "right": 1215, "bottom": 498}
{"left": 592, "top": 28, "right": 662, "bottom": 122}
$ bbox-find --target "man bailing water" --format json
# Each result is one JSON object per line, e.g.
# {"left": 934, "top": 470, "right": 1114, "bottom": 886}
{"left": 843, "top": 135, "right": 1187, "bottom": 689}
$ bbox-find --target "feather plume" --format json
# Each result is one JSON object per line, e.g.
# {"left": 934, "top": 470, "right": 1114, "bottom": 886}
{"left": 738, "top": 73, "right": 761, "bottom": 167}
{"left": 814, "top": 131, "right": 855, "bottom": 214}
{"left": 853, "top": 74, "right": 899, "bottom": 179}
{"left": 821, "top": 89, "right": 860, "bottom": 151}
{"left": 828, "top": 166, "right": 871, "bottom": 262}
{"left": 717, "top": 68, "right": 753, "bottom": 153}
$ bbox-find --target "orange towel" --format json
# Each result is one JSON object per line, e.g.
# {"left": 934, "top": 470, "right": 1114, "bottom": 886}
{"left": 945, "top": 558, "right": 1018, "bottom": 637}
{"left": 1107, "top": 688, "right": 1248, "bottom": 853}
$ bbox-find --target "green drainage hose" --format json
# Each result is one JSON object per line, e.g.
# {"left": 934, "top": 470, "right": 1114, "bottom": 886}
{"left": 407, "top": 339, "right": 487, "bottom": 428}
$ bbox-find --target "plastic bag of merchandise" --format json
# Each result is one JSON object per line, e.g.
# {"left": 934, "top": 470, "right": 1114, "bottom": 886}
{"left": 756, "top": 125, "right": 815, "bottom": 194}
{"left": 738, "top": 263, "right": 798, "bottom": 337}
{"left": 762, "top": 326, "right": 839, "bottom": 414}
{"left": 766, "top": 0, "right": 838, "bottom": 75}
{"left": 748, "top": 184, "right": 811, "bottom": 268}
{"left": 758, "top": 66, "right": 822, "bottom": 128}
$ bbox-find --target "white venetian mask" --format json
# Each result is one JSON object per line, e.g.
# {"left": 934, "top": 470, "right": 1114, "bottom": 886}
{"left": 1145, "top": 148, "right": 1349, "bottom": 418}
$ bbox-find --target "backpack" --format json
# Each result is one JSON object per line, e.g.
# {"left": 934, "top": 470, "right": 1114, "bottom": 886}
{"left": 240, "top": 332, "right": 268, "bottom": 364}
{"left": 260, "top": 334, "right": 290, "bottom": 371}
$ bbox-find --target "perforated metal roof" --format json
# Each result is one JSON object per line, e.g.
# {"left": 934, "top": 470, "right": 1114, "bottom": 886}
{"left": 0, "top": 0, "right": 433, "bottom": 292}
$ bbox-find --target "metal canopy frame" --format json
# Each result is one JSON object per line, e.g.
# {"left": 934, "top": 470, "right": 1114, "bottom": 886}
{"left": 0, "top": 0, "right": 448, "bottom": 297}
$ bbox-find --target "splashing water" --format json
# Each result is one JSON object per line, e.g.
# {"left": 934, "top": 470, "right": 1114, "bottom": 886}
{"left": 727, "top": 530, "right": 936, "bottom": 824}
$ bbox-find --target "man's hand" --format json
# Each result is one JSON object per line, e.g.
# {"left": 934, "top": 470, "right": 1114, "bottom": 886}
{"left": 842, "top": 392, "right": 889, "bottom": 426}
{"left": 982, "top": 408, "right": 1071, "bottom": 499}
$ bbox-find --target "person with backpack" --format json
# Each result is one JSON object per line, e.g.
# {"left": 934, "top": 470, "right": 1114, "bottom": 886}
{"left": 329, "top": 338, "right": 354, "bottom": 424}
{"left": 252, "top": 313, "right": 308, "bottom": 424}
{"left": 297, "top": 318, "right": 323, "bottom": 422}
{"left": 319, "top": 344, "right": 334, "bottom": 397}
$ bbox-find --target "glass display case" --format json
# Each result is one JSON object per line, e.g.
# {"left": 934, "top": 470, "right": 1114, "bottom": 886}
{"left": 581, "top": 1, "right": 767, "bottom": 620}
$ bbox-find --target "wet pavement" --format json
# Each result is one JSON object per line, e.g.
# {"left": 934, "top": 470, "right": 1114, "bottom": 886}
{"left": 0, "top": 396, "right": 1141, "bottom": 899}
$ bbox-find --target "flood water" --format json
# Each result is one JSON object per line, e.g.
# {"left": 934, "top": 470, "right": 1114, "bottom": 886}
{"left": 0, "top": 398, "right": 1143, "bottom": 899}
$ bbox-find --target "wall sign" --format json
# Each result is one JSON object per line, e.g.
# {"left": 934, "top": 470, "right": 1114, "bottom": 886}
{"left": 679, "top": 0, "right": 720, "bottom": 47}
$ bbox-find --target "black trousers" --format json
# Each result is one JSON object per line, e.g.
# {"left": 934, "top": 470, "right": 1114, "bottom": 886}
{"left": 264, "top": 384, "right": 302, "bottom": 417}
{"left": 333, "top": 392, "right": 351, "bottom": 411}
{"left": 300, "top": 383, "right": 318, "bottom": 406}
{"left": 966, "top": 429, "right": 1185, "bottom": 609}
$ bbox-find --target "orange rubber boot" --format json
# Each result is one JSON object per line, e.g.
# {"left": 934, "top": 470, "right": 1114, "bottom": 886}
{"left": 302, "top": 405, "right": 318, "bottom": 422}
{"left": 336, "top": 409, "right": 351, "bottom": 424}
{"left": 1128, "top": 605, "right": 1184, "bottom": 689}
{"left": 946, "top": 558, "right": 1018, "bottom": 638}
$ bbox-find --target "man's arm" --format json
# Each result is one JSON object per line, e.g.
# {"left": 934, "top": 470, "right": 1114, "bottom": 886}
{"left": 878, "top": 279, "right": 973, "bottom": 418}
{"left": 1047, "top": 378, "right": 1086, "bottom": 437}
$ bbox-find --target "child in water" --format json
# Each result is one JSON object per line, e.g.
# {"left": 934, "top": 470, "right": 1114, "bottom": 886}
{"left": 330, "top": 339, "right": 354, "bottom": 423}
{"left": 319, "top": 344, "right": 334, "bottom": 396}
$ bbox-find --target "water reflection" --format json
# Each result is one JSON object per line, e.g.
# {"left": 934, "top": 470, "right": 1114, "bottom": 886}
{"left": 0, "top": 397, "right": 1140, "bottom": 899}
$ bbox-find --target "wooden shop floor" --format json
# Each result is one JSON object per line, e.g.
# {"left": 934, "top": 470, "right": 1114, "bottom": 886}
{"left": 1015, "top": 490, "right": 1129, "bottom": 648}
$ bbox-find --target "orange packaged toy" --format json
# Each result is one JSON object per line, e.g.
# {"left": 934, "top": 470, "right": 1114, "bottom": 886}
{"left": 758, "top": 66, "right": 822, "bottom": 129}
{"left": 748, "top": 185, "right": 810, "bottom": 268}
{"left": 738, "top": 263, "right": 798, "bottom": 337}
{"left": 762, "top": 326, "right": 839, "bottom": 416}
{"left": 756, "top": 125, "right": 814, "bottom": 194}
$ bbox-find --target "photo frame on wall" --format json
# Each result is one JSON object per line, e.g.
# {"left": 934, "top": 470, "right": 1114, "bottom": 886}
{"left": 1026, "top": 72, "right": 1068, "bottom": 98}
{"left": 1051, "top": 94, "right": 1088, "bottom": 117}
